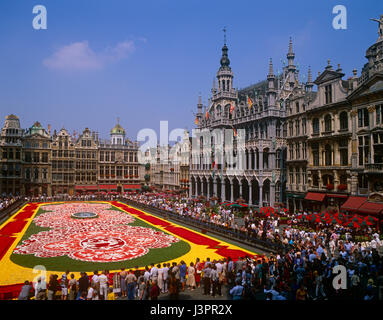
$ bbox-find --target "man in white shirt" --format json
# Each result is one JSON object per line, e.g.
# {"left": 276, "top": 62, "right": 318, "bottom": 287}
{"left": 150, "top": 263, "right": 158, "bottom": 283}
{"left": 92, "top": 271, "right": 99, "bottom": 286}
{"left": 34, "top": 277, "right": 47, "bottom": 300}
{"left": 98, "top": 271, "right": 109, "bottom": 300}
{"left": 162, "top": 264, "right": 169, "bottom": 293}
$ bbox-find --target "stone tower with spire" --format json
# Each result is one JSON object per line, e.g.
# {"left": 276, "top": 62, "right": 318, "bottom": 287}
{"left": 213, "top": 28, "right": 237, "bottom": 103}
{"left": 267, "top": 58, "right": 276, "bottom": 108}
{"left": 287, "top": 37, "right": 297, "bottom": 89}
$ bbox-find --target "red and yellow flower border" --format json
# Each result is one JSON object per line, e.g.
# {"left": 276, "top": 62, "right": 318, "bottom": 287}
{"left": 0, "top": 201, "right": 259, "bottom": 299}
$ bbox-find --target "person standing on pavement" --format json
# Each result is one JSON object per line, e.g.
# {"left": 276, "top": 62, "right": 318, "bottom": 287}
{"left": 162, "top": 263, "right": 169, "bottom": 293}
{"left": 126, "top": 269, "right": 137, "bottom": 300}
{"left": 77, "top": 272, "right": 90, "bottom": 300}
{"left": 186, "top": 262, "right": 196, "bottom": 290}
{"left": 150, "top": 263, "right": 158, "bottom": 284}
{"left": 60, "top": 270, "right": 70, "bottom": 300}
{"left": 150, "top": 280, "right": 160, "bottom": 300}
{"left": 179, "top": 261, "right": 187, "bottom": 291}
{"left": 98, "top": 271, "right": 109, "bottom": 300}
{"left": 203, "top": 262, "right": 212, "bottom": 296}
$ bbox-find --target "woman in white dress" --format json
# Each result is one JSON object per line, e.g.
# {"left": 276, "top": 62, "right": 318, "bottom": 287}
{"left": 157, "top": 264, "right": 164, "bottom": 293}
{"left": 186, "top": 262, "right": 196, "bottom": 290}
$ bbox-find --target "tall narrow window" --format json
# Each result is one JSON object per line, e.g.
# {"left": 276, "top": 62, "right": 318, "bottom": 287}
{"left": 325, "top": 144, "right": 332, "bottom": 166}
{"left": 324, "top": 114, "right": 332, "bottom": 132}
{"left": 339, "top": 139, "right": 348, "bottom": 166}
{"left": 339, "top": 111, "right": 348, "bottom": 130}
{"left": 376, "top": 104, "right": 382, "bottom": 125}
{"left": 312, "top": 118, "right": 319, "bottom": 134}
{"left": 312, "top": 143, "right": 319, "bottom": 166}
{"left": 325, "top": 84, "right": 332, "bottom": 104}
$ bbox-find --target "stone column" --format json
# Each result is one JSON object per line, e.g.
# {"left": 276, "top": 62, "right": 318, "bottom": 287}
{"left": 189, "top": 180, "right": 193, "bottom": 198}
{"left": 221, "top": 180, "right": 226, "bottom": 201}
{"left": 207, "top": 180, "right": 210, "bottom": 199}
{"left": 270, "top": 182, "right": 275, "bottom": 207}
{"left": 195, "top": 179, "right": 198, "bottom": 197}
{"left": 213, "top": 180, "right": 217, "bottom": 196}
{"left": 259, "top": 151, "right": 263, "bottom": 171}
{"left": 259, "top": 184, "right": 263, "bottom": 207}
{"left": 350, "top": 172, "right": 358, "bottom": 196}
{"left": 249, "top": 181, "right": 253, "bottom": 205}
{"left": 230, "top": 181, "right": 234, "bottom": 202}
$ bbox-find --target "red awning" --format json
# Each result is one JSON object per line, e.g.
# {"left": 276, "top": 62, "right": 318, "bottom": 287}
{"left": 340, "top": 196, "right": 367, "bottom": 212}
{"left": 98, "top": 185, "right": 117, "bottom": 190}
{"left": 358, "top": 202, "right": 383, "bottom": 216}
{"left": 75, "top": 185, "right": 98, "bottom": 191}
{"left": 326, "top": 194, "right": 348, "bottom": 198}
{"left": 304, "top": 192, "right": 326, "bottom": 202}
{"left": 123, "top": 184, "right": 141, "bottom": 190}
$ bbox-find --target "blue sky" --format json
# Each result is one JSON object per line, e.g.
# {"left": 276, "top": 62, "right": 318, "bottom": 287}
{"left": 0, "top": 0, "right": 382, "bottom": 141}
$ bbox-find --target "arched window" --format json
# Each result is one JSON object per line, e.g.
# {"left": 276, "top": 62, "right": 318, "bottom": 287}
{"left": 324, "top": 114, "right": 332, "bottom": 132}
{"left": 217, "top": 105, "right": 222, "bottom": 117}
{"left": 339, "top": 111, "right": 348, "bottom": 130}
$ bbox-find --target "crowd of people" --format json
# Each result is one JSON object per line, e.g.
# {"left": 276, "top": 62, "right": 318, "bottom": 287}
{"left": 18, "top": 252, "right": 383, "bottom": 301}
{"left": 0, "top": 196, "right": 22, "bottom": 212}
{"left": 14, "top": 191, "right": 383, "bottom": 300}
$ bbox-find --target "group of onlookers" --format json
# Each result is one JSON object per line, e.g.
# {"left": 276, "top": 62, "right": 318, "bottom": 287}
{"left": 0, "top": 196, "right": 22, "bottom": 211}
{"left": 18, "top": 249, "right": 383, "bottom": 300}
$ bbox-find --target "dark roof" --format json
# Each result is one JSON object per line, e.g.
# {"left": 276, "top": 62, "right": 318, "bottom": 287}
{"left": 238, "top": 79, "right": 268, "bottom": 101}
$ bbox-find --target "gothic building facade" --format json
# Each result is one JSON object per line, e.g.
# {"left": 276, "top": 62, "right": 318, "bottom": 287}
{"left": 190, "top": 38, "right": 297, "bottom": 207}
{"left": 286, "top": 19, "right": 383, "bottom": 215}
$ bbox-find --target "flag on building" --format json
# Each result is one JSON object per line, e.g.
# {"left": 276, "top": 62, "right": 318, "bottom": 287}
{"left": 230, "top": 103, "right": 235, "bottom": 114}
{"left": 233, "top": 127, "right": 237, "bottom": 137}
{"left": 247, "top": 96, "right": 253, "bottom": 110}
{"left": 195, "top": 117, "right": 198, "bottom": 125}
{"left": 206, "top": 111, "right": 209, "bottom": 119}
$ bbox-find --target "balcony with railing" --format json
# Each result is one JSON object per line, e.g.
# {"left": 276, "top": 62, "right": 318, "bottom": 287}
{"left": 365, "top": 163, "right": 383, "bottom": 173}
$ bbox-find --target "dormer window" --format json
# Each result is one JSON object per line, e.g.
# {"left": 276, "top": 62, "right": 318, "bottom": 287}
{"left": 325, "top": 84, "right": 332, "bottom": 104}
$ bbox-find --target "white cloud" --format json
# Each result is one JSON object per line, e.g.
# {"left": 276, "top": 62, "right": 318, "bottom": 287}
{"left": 43, "top": 40, "right": 137, "bottom": 71}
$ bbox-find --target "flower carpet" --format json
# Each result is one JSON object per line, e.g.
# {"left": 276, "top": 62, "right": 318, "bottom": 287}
{"left": 0, "top": 201, "right": 259, "bottom": 299}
